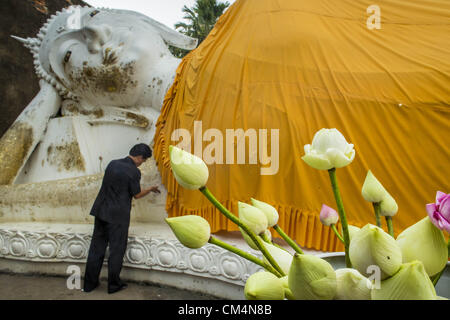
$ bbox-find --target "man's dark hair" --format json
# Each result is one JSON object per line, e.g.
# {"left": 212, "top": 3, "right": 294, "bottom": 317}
{"left": 129, "top": 143, "right": 152, "bottom": 159}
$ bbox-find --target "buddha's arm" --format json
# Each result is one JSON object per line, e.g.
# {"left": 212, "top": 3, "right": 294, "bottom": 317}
{"left": 0, "top": 80, "right": 60, "bottom": 185}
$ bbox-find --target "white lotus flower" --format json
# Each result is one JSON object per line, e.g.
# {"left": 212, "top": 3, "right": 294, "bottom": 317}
{"left": 280, "top": 275, "right": 294, "bottom": 299}
{"left": 396, "top": 217, "right": 448, "bottom": 277}
{"left": 280, "top": 275, "right": 289, "bottom": 289}
{"left": 379, "top": 192, "right": 398, "bottom": 217}
{"left": 165, "top": 215, "right": 211, "bottom": 249}
{"left": 361, "top": 170, "right": 398, "bottom": 216}
{"left": 262, "top": 242, "right": 293, "bottom": 275}
{"left": 335, "top": 268, "right": 372, "bottom": 300}
{"left": 250, "top": 198, "right": 279, "bottom": 227}
{"left": 349, "top": 224, "right": 402, "bottom": 280}
{"left": 348, "top": 225, "right": 360, "bottom": 241}
{"left": 301, "top": 128, "right": 355, "bottom": 170}
{"left": 169, "top": 145, "right": 209, "bottom": 190}
{"left": 244, "top": 271, "right": 285, "bottom": 300}
{"left": 371, "top": 260, "right": 437, "bottom": 300}
{"left": 240, "top": 228, "right": 271, "bottom": 250}
{"left": 288, "top": 253, "right": 337, "bottom": 300}
{"left": 238, "top": 202, "right": 268, "bottom": 235}
{"left": 361, "top": 170, "right": 387, "bottom": 203}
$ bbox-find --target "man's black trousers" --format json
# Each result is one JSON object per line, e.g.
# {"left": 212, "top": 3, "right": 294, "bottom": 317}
{"left": 84, "top": 217, "right": 129, "bottom": 292}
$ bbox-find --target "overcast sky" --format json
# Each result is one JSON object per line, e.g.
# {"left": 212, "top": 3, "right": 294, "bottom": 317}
{"left": 84, "top": 0, "right": 235, "bottom": 30}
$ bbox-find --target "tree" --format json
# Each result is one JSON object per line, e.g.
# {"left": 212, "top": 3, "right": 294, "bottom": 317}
{"left": 170, "top": 0, "right": 230, "bottom": 58}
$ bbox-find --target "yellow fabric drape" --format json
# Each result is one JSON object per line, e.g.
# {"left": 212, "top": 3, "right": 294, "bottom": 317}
{"left": 154, "top": 0, "right": 450, "bottom": 252}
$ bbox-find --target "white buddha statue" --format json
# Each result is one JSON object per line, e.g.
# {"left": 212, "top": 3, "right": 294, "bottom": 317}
{"left": 3, "top": 6, "right": 197, "bottom": 184}
{"left": 0, "top": 6, "right": 197, "bottom": 224}
{"left": 0, "top": 6, "right": 264, "bottom": 297}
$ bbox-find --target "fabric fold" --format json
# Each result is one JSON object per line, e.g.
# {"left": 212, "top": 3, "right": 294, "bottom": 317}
{"left": 153, "top": 0, "right": 450, "bottom": 251}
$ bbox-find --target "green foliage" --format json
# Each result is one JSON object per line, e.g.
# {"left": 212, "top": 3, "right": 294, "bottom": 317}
{"left": 170, "top": 0, "right": 230, "bottom": 58}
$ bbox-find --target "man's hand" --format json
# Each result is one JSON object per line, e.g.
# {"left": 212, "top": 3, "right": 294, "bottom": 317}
{"left": 134, "top": 186, "right": 160, "bottom": 199}
{"left": 148, "top": 186, "right": 160, "bottom": 194}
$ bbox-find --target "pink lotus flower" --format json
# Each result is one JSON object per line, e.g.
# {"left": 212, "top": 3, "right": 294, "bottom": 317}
{"left": 426, "top": 191, "right": 450, "bottom": 233}
{"left": 320, "top": 204, "right": 339, "bottom": 226}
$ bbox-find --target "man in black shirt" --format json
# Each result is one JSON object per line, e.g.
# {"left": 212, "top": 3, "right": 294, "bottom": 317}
{"left": 83, "top": 143, "right": 160, "bottom": 294}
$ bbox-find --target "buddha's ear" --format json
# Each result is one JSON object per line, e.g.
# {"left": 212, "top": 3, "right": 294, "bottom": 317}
{"left": 142, "top": 17, "right": 198, "bottom": 50}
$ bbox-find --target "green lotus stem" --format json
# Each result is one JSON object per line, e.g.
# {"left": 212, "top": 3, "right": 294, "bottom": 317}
{"left": 259, "top": 231, "right": 290, "bottom": 252}
{"left": 253, "top": 232, "right": 287, "bottom": 253}
{"left": 385, "top": 216, "right": 394, "bottom": 238}
{"left": 273, "top": 224, "right": 303, "bottom": 254}
{"left": 259, "top": 232, "right": 287, "bottom": 251}
{"left": 331, "top": 224, "right": 345, "bottom": 244}
{"left": 431, "top": 238, "right": 450, "bottom": 286}
{"left": 328, "top": 168, "right": 352, "bottom": 268}
{"left": 255, "top": 231, "right": 286, "bottom": 250}
{"left": 200, "top": 186, "right": 285, "bottom": 277}
{"left": 208, "top": 236, "right": 282, "bottom": 277}
{"left": 259, "top": 232, "right": 272, "bottom": 244}
{"left": 372, "top": 202, "right": 382, "bottom": 228}
{"left": 270, "top": 240, "right": 290, "bottom": 251}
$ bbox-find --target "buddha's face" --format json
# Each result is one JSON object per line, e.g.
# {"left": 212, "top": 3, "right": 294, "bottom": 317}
{"left": 46, "top": 8, "right": 189, "bottom": 108}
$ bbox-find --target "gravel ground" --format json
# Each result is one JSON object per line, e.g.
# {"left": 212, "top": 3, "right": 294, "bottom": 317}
{"left": 0, "top": 273, "right": 219, "bottom": 300}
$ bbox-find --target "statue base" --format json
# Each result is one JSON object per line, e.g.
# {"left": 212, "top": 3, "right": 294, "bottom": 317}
{"left": 0, "top": 222, "right": 265, "bottom": 299}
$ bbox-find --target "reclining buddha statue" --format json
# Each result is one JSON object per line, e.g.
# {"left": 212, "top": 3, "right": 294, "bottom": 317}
{"left": 0, "top": 7, "right": 265, "bottom": 295}
{"left": 2, "top": 1, "right": 448, "bottom": 298}
{"left": 2, "top": 6, "right": 197, "bottom": 184}
{"left": 0, "top": 6, "right": 197, "bottom": 224}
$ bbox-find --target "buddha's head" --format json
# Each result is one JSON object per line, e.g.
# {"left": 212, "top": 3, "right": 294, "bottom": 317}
{"left": 13, "top": 6, "right": 197, "bottom": 109}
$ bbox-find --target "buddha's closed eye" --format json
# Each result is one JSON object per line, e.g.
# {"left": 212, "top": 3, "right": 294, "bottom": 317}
{"left": 90, "top": 10, "right": 100, "bottom": 17}
{"left": 64, "top": 51, "right": 72, "bottom": 63}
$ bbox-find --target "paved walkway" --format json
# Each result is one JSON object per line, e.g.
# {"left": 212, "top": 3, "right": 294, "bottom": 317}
{"left": 0, "top": 273, "right": 218, "bottom": 300}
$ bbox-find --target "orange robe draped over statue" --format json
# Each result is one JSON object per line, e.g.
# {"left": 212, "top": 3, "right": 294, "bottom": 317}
{"left": 154, "top": 0, "right": 450, "bottom": 251}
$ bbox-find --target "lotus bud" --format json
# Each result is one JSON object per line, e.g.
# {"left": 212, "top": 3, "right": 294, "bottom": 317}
{"left": 288, "top": 254, "right": 337, "bottom": 300}
{"left": 169, "top": 145, "right": 209, "bottom": 190}
{"left": 361, "top": 170, "right": 387, "bottom": 203}
{"left": 238, "top": 202, "right": 268, "bottom": 235}
{"left": 335, "top": 268, "right": 372, "bottom": 300}
{"left": 280, "top": 275, "right": 295, "bottom": 300}
{"left": 301, "top": 128, "right": 355, "bottom": 170}
{"left": 165, "top": 215, "right": 210, "bottom": 249}
{"left": 239, "top": 228, "right": 271, "bottom": 250}
{"left": 244, "top": 271, "right": 285, "bottom": 300}
{"left": 396, "top": 216, "right": 448, "bottom": 276}
{"left": 379, "top": 192, "right": 398, "bottom": 217}
{"left": 280, "top": 275, "right": 289, "bottom": 288}
{"left": 348, "top": 225, "right": 360, "bottom": 241}
{"left": 319, "top": 204, "right": 339, "bottom": 226}
{"left": 371, "top": 260, "right": 437, "bottom": 300}
{"left": 426, "top": 191, "right": 450, "bottom": 233}
{"left": 349, "top": 224, "right": 402, "bottom": 280}
{"left": 263, "top": 229, "right": 272, "bottom": 242}
{"left": 240, "top": 227, "right": 257, "bottom": 250}
{"left": 335, "top": 224, "right": 359, "bottom": 242}
{"left": 250, "top": 198, "right": 279, "bottom": 227}
{"left": 262, "top": 242, "right": 293, "bottom": 275}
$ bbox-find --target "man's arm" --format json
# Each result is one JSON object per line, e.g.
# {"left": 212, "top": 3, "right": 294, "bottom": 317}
{"left": 134, "top": 186, "right": 160, "bottom": 199}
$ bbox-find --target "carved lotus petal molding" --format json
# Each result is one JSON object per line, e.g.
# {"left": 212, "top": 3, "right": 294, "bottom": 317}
{"left": 0, "top": 228, "right": 264, "bottom": 286}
